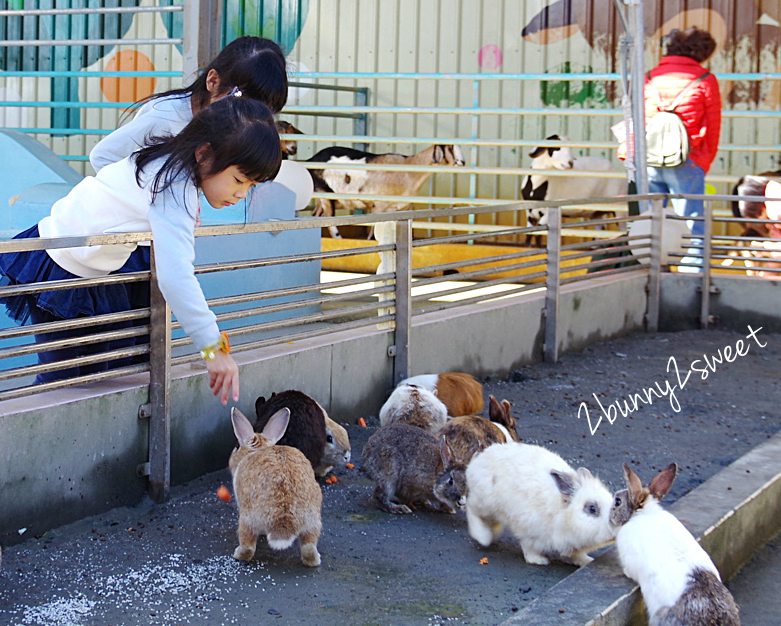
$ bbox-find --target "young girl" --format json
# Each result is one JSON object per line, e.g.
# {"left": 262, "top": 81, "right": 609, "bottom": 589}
{"left": 89, "top": 36, "right": 312, "bottom": 212}
{"left": 0, "top": 97, "right": 282, "bottom": 404}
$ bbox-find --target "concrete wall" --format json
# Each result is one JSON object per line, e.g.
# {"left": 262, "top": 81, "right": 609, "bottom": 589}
{"left": 0, "top": 272, "right": 649, "bottom": 547}
{"left": 660, "top": 273, "right": 781, "bottom": 333}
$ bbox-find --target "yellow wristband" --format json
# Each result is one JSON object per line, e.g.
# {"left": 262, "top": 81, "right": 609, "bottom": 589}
{"left": 200, "top": 332, "right": 231, "bottom": 360}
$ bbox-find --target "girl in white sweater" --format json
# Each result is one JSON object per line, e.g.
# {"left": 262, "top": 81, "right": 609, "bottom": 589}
{"left": 0, "top": 97, "right": 281, "bottom": 404}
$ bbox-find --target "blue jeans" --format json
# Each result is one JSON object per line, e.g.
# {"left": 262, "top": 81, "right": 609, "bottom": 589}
{"left": 647, "top": 159, "right": 705, "bottom": 237}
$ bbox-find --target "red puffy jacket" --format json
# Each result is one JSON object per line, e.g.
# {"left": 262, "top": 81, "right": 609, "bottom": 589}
{"left": 645, "top": 55, "right": 722, "bottom": 173}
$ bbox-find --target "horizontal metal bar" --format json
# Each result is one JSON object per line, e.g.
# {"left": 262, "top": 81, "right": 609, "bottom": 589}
{"left": 0, "top": 70, "right": 181, "bottom": 78}
{"left": 286, "top": 105, "right": 781, "bottom": 119}
{"left": 0, "top": 101, "right": 143, "bottom": 109}
{"left": 170, "top": 315, "right": 396, "bottom": 367}
{"left": 0, "top": 6, "right": 182, "bottom": 16}
{"left": 0, "top": 38, "right": 182, "bottom": 47}
{"left": 0, "top": 361, "right": 147, "bottom": 402}
{"left": 289, "top": 71, "right": 781, "bottom": 81}
{"left": 413, "top": 282, "right": 546, "bottom": 316}
{"left": 288, "top": 81, "right": 367, "bottom": 94}
{"left": 0, "top": 308, "right": 148, "bottom": 341}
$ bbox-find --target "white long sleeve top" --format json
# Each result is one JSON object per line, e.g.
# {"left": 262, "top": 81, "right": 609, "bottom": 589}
{"left": 90, "top": 95, "right": 193, "bottom": 173}
{"left": 38, "top": 157, "right": 220, "bottom": 351}
{"left": 90, "top": 93, "right": 315, "bottom": 213}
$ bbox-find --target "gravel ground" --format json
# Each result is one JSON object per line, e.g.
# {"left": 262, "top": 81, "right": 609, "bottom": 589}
{"left": 0, "top": 327, "right": 779, "bottom": 626}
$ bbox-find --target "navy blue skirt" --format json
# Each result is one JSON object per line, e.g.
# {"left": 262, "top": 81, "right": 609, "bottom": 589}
{"left": 0, "top": 224, "right": 151, "bottom": 324}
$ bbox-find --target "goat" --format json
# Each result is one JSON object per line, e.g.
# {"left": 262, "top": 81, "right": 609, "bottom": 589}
{"left": 730, "top": 172, "right": 781, "bottom": 238}
{"left": 306, "top": 144, "right": 465, "bottom": 223}
{"left": 276, "top": 120, "right": 304, "bottom": 159}
{"left": 727, "top": 174, "right": 781, "bottom": 276}
{"left": 521, "top": 135, "right": 626, "bottom": 246}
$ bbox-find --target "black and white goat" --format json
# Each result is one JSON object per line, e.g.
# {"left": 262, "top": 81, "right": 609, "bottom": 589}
{"left": 306, "top": 144, "right": 465, "bottom": 225}
{"left": 521, "top": 135, "right": 626, "bottom": 245}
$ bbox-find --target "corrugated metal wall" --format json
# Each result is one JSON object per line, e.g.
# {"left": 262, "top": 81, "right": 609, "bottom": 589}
{"left": 280, "top": 0, "right": 781, "bottom": 201}
{"left": 1, "top": 0, "right": 779, "bottom": 195}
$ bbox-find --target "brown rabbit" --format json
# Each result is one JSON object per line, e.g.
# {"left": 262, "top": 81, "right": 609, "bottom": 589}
{"left": 487, "top": 395, "right": 520, "bottom": 442}
{"left": 229, "top": 407, "right": 323, "bottom": 567}
{"left": 436, "top": 396, "right": 519, "bottom": 465}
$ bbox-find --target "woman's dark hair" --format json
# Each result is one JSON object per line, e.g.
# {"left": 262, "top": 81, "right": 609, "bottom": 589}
{"left": 133, "top": 96, "right": 282, "bottom": 205}
{"left": 140, "top": 37, "right": 288, "bottom": 114}
{"left": 663, "top": 27, "right": 717, "bottom": 63}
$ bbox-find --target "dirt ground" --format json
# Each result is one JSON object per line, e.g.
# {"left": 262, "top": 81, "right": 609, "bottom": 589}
{"left": 0, "top": 327, "right": 779, "bottom": 626}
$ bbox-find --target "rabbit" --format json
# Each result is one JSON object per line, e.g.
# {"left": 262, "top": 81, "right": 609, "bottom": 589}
{"left": 436, "top": 415, "right": 506, "bottom": 465}
{"left": 399, "top": 372, "right": 484, "bottom": 417}
{"left": 254, "top": 390, "right": 327, "bottom": 474}
{"left": 486, "top": 395, "right": 520, "bottom": 442}
{"left": 465, "top": 441, "right": 613, "bottom": 566}
{"left": 610, "top": 463, "right": 741, "bottom": 626}
{"left": 315, "top": 416, "right": 352, "bottom": 477}
{"left": 229, "top": 406, "right": 323, "bottom": 567}
{"left": 437, "top": 396, "right": 520, "bottom": 464}
{"left": 360, "top": 422, "right": 468, "bottom": 515}
{"left": 378, "top": 383, "right": 449, "bottom": 433}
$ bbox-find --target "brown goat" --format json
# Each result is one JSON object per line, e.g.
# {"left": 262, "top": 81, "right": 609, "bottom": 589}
{"left": 276, "top": 120, "right": 304, "bottom": 159}
{"left": 306, "top": 144, "right": 465, "bottom": 219}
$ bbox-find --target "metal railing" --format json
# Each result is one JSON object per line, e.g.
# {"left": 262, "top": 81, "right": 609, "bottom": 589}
{"left": 0, "top": 192, "right": 776, "bottom": 500}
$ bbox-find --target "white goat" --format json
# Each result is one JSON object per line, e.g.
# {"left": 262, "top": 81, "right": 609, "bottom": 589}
{"left": 306, "top": 144, "right": 465, "bottom": 220}
{"left": 521, "top": 135, "right": 626, "bottom": 245}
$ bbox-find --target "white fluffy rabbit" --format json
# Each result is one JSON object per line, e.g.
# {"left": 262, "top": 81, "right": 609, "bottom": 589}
{"left": 610, "top": 463, "right": 741, "bottom": 626}
{"left": 466, "top": 442, "right": 613, "bottom": 566}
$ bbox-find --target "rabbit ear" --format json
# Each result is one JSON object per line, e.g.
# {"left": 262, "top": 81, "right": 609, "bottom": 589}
{"left": 648, "top": 463, "right": 678, "bottom": 501}
{"left": 551, "top": 469, "right": 577, "bottom": 499}
{"left": 260, "top": 408, "right": 291, "bottom": 445}
{"left": 622, "top": 463, "right": 645, "bottom": 506}
{"left": 576, "top": 467, "right": 593, "bottom": 480}
{"left": 439, "top": 435, "right": 454, "bottom": 467}
{"left": 231, "top": 407, "right": 256, "bottom": 447}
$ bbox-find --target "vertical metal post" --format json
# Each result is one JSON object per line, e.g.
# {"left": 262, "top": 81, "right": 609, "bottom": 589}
{"left": 699, "top": 201, "right": 714, "bottom": 329}
{"left": 354, "top": 88, "right": 369, "bottom": 151}
{"left": 646, "top": 198, "right": 663, "bottom": 332}
{"left": 147, "top": 246, "right": 172, "bottom": 503}
{"left": 182, "top": 0, "right": 223, "bottom": 81}
{"left": 628, "top": 0, "right": 649, "bottom": 202}
{"left": 544, "top": 206, "right": 561, "bottom": 363}
{"left": 393, "top": 219, "right": 412, "bottom": 385}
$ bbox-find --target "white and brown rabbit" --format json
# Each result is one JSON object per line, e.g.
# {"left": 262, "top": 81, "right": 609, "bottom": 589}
{"left": 466, "top": 441, "right": 613, "bottom": 566}
{"left": 399, "top": 372, "right": 484, "bottom": 417}
{"left": 610, "top": 463, "right": 741, "bottom": 626}
{"left": 378, "top": 383, "right": 448, "bottom": 433}
{"left": 229, "top": 407, "right": 323, "bottom": 567}
{"left": 361, "top": 422, "right": 467, "bottom": 515}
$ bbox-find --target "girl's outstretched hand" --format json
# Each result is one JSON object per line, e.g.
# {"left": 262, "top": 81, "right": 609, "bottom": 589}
{"left": 205, "top": 352, "right": 240, "bottom": 405}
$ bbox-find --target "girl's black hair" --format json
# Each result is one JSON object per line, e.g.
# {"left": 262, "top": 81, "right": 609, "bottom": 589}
{"left": 135, "top": 37, "right": 288, "bottom": 114}
{"left": 133, "top": 96, "right": 282, "bottom": 204}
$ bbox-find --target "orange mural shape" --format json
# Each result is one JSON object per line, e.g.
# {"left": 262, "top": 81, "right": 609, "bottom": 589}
{"left": 100, "top": 50, "right": 157, "bottom": 109}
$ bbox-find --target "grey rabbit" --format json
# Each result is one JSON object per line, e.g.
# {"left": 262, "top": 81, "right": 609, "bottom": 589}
{"left": 361, "top": 422, "right": 468, "bottom": 515}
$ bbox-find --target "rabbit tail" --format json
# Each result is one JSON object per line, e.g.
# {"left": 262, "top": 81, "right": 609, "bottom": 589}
{"left": 266, "top": 516, "right": 297, "bottom": 550}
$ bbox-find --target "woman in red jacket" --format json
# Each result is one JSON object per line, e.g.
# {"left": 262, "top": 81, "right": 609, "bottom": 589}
{"left": 645, "top": 27, "right": 721, "bottom": 272}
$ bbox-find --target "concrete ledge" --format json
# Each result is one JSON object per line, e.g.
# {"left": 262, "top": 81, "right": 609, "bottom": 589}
{"left": 501, "top": 429, "right": 781, "bottom": 625}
